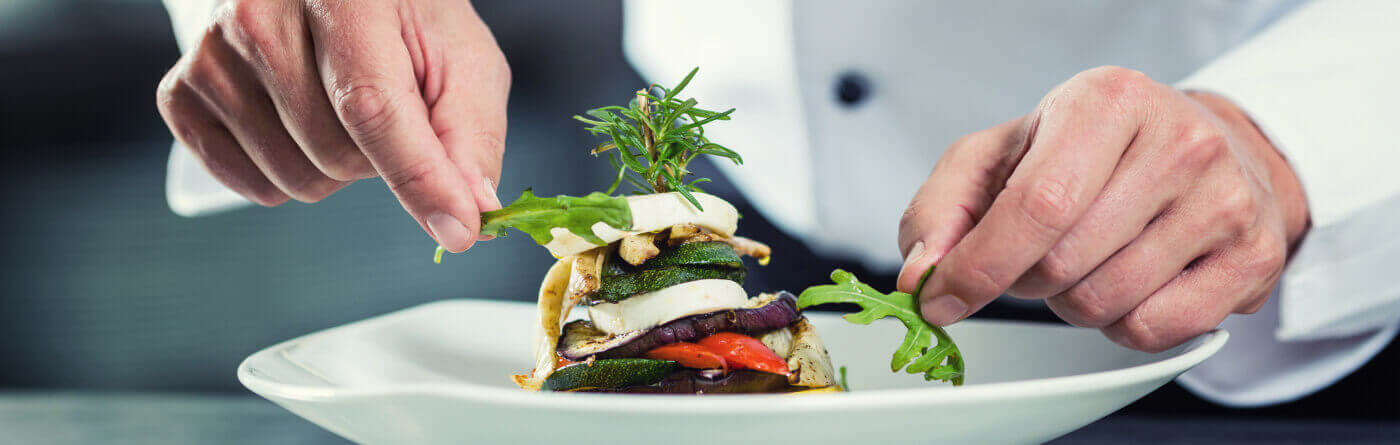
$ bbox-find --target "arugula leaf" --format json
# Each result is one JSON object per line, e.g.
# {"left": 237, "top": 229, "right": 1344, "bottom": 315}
{"left": 482, "top": 189, "right": 632, "bottom": 245}
{"left": 797, "top": 269, "right": 965, "bottom": 386}
{"left": 435, "top": 190, "right": 632, "bottom": 264}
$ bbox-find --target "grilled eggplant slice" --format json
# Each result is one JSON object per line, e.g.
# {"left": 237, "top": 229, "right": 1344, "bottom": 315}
{"left": 559, "top": 292, "right": 800, "bottom": 360}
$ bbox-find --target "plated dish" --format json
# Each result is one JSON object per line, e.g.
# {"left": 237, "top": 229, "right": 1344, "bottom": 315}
{"left": 435, "top": 68, "right": 962, "bottom": 394}
{"left": 238, "top": 300, "right": 1227, "bottom": 444}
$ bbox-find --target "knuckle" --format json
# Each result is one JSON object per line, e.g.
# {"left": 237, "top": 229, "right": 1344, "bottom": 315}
{"left": 1077, "top": 65, "right": 1150, "bottom": 102}
{"left": 1173, "top": 121, "right": 1227, "bottom": 169}
{"left": 899, "top": 202, "right": 925, "bottom": 231}
{"left": 1035, "top": 247, "right": 1079, "bottom": 287}
{"left": 214, "top": 168, "right": 287, "bottom": 208}
{"left": 950, "top": 132, "right": 983, "bottom": 150}
{"left": 331, "top": 82, "right": 406, "bottom": 138}
{"left": 1241, "top": 232, "right": 1288, "bottom": 278}
{"left": 1237, "top": 295, "right": 1268, "bottom": 315}
{"left": 222, "top": 1, "right": 291, "bottom": 70}
{"left": 1214, "top": 185, "right": 1259, "bottom": 233}
{"left": 245, "top": 185, "right": 290, "bottom": 207}
{"left": 155, "top": 69, "right": 189, "bottom": 115}
{"left": 948, "top": 257, "right": 1009, "bottom": 300}
{"left": 1058, "top": 280, "right": 1115, "bottom": 327}
{"left": 281, "top": 173, "right": 340, "bottom": 203}
{"left": 1014, "top": 178, "right": 1079, "bottom": 238}
{"left": 1260, "top": 241, "right": 1288, "bottom": 272}
{"left": 267, "top": 160, "right": 345, "bottom": 202}
{"left": 381, "top": 159, "right": 438, "bottom": 196}
{"left": 228, "top": 0, "right": 276, "bottom": 38}
{"left": 474, "top": 129, "right": 507, "bottom": 161}
{"left": 180, "top": 52, "right": 242, "bottom": 116}
{"left": 156, "top": 66, "right": 181, "bottom": 101}
{"left": 318, "top": 149, "right": 374, "bottom": 182}
{"left": 489, "top": 49, "right": 513, "bottom": 91}
{"left": 181, "top": 51, "right": 220, "bottom": 93}
{"left": 1110, "top": 313, "right": 1167, "bottom": 352}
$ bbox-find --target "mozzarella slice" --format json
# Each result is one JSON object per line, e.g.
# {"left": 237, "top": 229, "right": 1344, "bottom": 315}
{"left": 586, "top": 279, "right": 748, "bottom": 335}
{"left": 542, "top": 192, "right": 738, "bottom": 258}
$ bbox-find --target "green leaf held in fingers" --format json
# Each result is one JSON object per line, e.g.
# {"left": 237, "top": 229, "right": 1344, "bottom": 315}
{"left": 481, "top": 189, "right": 633, "bottom": 245}
{"left": 434, "top": 190, "right": 632, "bottom": 264}
{"left": 796, "top": 269, "right": 965, "bottom": 386}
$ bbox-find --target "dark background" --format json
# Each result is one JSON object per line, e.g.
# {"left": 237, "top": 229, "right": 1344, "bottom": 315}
{"left": 1, "top": 0, "right": 1396, "bottom": 442}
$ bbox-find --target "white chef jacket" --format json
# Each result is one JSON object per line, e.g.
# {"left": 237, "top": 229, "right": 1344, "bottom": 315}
{"left": 163, "top": 0, "right": 1400, "bottom": 407}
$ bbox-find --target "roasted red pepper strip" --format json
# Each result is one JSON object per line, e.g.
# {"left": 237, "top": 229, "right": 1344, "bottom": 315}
{"left": 696, "top": 332, "right": 790, "bottom": 376}
{"left": 643, "top": 342, "right": 728, "bottom": 371}
{"left": 555, "top": 356, "right": 578, "bottom": 369}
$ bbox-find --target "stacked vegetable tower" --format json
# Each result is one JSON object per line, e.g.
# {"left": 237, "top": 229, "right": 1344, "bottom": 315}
{"left": 437, "top": 68, "right": 840, "bottom": 393}
{"left": 519, "top": 192, "right": 838, "bottom": 393}
{"left": 441, "top": 68, "right": 965, "bottom": 393}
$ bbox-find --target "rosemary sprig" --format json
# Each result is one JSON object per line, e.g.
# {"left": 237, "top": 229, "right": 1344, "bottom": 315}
{"left": 572, "top": 67, "right": 742, "bottom": 210}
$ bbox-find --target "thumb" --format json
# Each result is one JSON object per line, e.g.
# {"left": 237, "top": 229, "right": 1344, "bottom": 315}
{"left": 896, "top": 117, "right": 1032, "bottom": 296}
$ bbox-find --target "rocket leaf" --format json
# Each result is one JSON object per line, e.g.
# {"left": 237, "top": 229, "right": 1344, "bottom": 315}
{"left": 481, "top": 189, "right": 632, "bottom": 245}
{"left": 435, "top": 190, "right": 632, "bottom": 264}
{"left": 796, "top": 269, "right": 965, "bottom": 386}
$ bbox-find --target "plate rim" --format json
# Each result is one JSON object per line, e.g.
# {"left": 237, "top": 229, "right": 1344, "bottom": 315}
{"left": 238, "top": 298, "right": 1228, "bottom": 413}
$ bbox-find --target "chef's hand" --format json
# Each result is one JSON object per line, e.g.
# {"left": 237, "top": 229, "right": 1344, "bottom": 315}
{"left": 896, "top": 66, "right": 1310, "bottom": 352}
{"left": 156, "top": 0, "right": 509, "bottom": 253}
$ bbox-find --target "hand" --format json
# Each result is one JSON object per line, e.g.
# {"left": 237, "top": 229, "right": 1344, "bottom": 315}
{"left": 896, "top": 66, "right": 1310, "bottom": 352}
{"left": 156, "top": 0, "right": 510, "bottom": 252}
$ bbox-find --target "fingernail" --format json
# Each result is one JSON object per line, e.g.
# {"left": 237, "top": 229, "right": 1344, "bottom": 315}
{"left": 905, "top": 241, "right": 926, "bottom": 264}
{"left": 483, "top": 177, "right": 502, "bottom": 210}
{"left": 922, "top": 295, "right": 969, "bottom": 326}
{"left": 426, "top": 212, "right": 473, "bottom": 252}
{"left": 897, "top": 241, "right": 927, "bottom": 291}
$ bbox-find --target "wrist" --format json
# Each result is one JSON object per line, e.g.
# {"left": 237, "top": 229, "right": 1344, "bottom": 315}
{"left": 1186, "top": 91, "right": 1311, "bottom": 250}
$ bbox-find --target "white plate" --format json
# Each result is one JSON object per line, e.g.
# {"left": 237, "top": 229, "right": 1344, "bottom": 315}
{"left": 239, "top": 299, "right": 1226, "bottom": 444}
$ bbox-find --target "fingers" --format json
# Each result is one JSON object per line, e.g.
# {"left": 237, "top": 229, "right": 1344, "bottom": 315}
{"left": 222, "top": 0, "right": 375, "bottom": 182}
{"left": 1044, "top": 204, "right": 1229, "bottom": 328}
{"left": 896, "top": 118, "right": 1031, "bottom": 295}
{"left": 421, "top": 3, "right": 510, "bottom": 212}
{"left": 157, "top": 67, "right": 289, "bottom": 207}
{"left": 1102, "top": 232, "right": 1284, "bottom": 352}
{"left": 187, "top": 25, "right": 346, "bottom": 203}
{"left": 919, "top": 67, "right": 1154, "bottom": 326}
{"left": 1007, "top": 102, "right": 1217, "bottom": 300}
{"left": 310, "top": 0, "right": 482, "bottom": 252}
{"left": 1095, "top": 168, "right": 1289, "bottom": 351}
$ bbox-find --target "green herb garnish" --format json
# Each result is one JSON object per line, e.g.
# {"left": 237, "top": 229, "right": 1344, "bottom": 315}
{"left": 573, "top": 67, "right": 742, "bottom": 210}
{"left": 797, "top": 269, "right": 965, "bottom": 385}
{"left": 434, "top": 190, "right": 632, "bottom": 263}
{"left": 434, "top": 68, "right": 738, "bottom": 262}
{"left": 485, "top": 189, "right": 632, "bottom": 244}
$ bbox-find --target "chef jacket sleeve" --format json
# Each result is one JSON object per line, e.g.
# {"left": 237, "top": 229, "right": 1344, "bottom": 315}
{"left": 1174, "top": 0, "right": 1400, "bottom": 406}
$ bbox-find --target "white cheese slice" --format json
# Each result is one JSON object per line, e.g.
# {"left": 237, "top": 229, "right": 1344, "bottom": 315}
{"left": 586, "top": 279, "right": 748, "bottom": 335}
{"left": 542, "top": 192, "right": 738, "bottom": 258}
